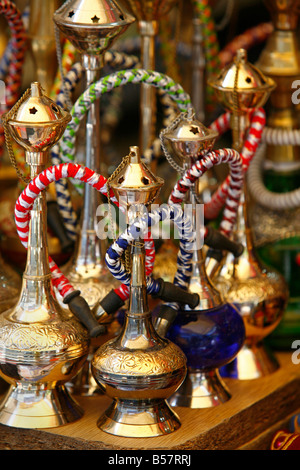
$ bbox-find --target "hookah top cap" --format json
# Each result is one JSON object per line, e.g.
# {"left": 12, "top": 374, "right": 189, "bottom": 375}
{"left": 53, "top": 0, "right": 135, "bottom": 54}
{"left": 123, "top": 0, "right": 178, "bottom": 22}
{"left": 162, "top": 109, "right": 218, "bottom": 165}
{"left": 208, "top": 48, "right": 276, "bottom": 113}
{"left": 4, "top": 82, "right": 71, "bottom": 152}
{"left": 15, "top": 82, "right": 66, "bottom": 123}
{"left": 109, "top": 145, "right": 164, "bottom": 207}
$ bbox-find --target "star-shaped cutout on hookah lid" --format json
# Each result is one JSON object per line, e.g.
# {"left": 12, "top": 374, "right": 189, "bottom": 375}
{"left": 91, "top": 15, "right": 100, "bottom": 23}
{"left": 29, "top": 107, "right": 38, "bottom": 115}
{"left": 189, "top": 126, "right": 200, "bottom": 135}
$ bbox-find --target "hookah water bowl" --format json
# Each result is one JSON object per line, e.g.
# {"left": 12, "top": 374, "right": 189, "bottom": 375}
{"left": 156, "top": 111, "right": 246, "bottom": 407}
{"left": 0, "top": 83, "right": 91, "bottom": 429}
{"left": 207, "top": 49, "right": 289, "bottom": 379}
{"left": 91, "top": 146, "right": 189, "bottom": 437}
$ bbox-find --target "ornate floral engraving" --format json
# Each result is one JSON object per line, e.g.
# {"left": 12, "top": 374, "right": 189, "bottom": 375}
{"left": 93, "top": 340, "right": 186, "bottom": 376}
{"left": 0, "top": 316, "right": 88, "bottom": 352}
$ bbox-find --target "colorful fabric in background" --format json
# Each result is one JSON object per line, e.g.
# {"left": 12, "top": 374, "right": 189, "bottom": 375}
{"left": 271, "top": 414, "right": 300, "bottom": 449}
{"left": 271, "top": 430, "right": 300, "bottom": 450}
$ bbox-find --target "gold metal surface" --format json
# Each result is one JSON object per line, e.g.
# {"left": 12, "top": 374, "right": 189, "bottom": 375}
{"left": 28, "top": 0, "right": 61, "bottom": 95}
{"left": 92, "top": 148, "right": 187, "bottom": 437}
{"left": 208, "top": 51, "right": 289, "bottom": 380}
{"left": 109, "top": 145, "right": 164, "bottom": 209}
{"left": 53, "top": 0, "right": 135, "bottom": 56}
{"left": 256, "top": 0, "right": 300, "bottom": 164}
{"left": 0, "top": 83, "right": 89, "bottom": 428}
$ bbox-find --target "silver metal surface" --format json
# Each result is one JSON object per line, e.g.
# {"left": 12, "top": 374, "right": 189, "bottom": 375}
{"left": 54, "top": 1, "right": 135, "bottom": 396}
{"left": 169, "top": 369, "right": 231, "bottom": 408}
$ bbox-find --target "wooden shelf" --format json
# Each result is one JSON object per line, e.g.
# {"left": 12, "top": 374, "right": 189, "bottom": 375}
{"left": 0, "top": 352, "right": 299, "bottom": 450}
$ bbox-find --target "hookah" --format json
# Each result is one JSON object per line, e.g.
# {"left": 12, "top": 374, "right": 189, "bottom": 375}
{"left": 91, "top": 145, "right": 198, "bottom": 437}
{"left": 0, "top": 82, "right": 104, "bottom": 428}
{"left": 53, "top": 0, "right": 135, "bottom": 310}
{"left": 154, "top": 109, "right": 246, "bottom": 407}
{"left": 121, "top": 0, "right": 179, "bottom": 156}
{"left": 205, "top": 49, "right": 289, "bottom": 380}
{"left": 52, "top": 0, "right": 135, "bottom": 395}
{"left": 247, "top": 0, "right": 300, "bottom": 349}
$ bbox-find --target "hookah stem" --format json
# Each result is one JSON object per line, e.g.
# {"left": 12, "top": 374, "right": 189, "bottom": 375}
{"left": 191, "top": 13, "right": 205, "bottom": 122}
{"left": 127, "top": 205, "right": 149, "bottom": 316}
{"left": 139, "top": 20, "right": 157, "bottom": 158}
{"left": 24, "top": 152, "right": 54, "bottom": 302}
{"left": 76, "top": 55, "right": 104, "bottom": 266}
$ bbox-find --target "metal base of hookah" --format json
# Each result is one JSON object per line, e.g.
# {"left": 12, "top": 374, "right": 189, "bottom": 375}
{"left": 92, "top": 318, "right": 187, "bottom": 437}
{"left": 0, "top": 382, "right": 84, "bottom": 428}
{"left": 220, "top": 342, "right": 279, "bottom": 380}
{"left": 169, "top": 369, "right": 231, "bottom": 409}
{"left": 97, "top": 398, "right": 181, "bottom": 438}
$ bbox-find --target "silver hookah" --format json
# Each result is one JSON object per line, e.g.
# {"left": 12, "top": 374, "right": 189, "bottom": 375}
{"left": 53, "top": 0, "right": 135, "bottom": 395}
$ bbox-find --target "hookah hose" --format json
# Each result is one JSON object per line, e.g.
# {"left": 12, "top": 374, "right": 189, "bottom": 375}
{"left": 0, "top": 0, "right": 27, "bottom": 158}
{"left": 103, "top": 203, "right": 246, "bottom": 318}
{"left": 247, "top": 129, "right": 300, "bottom": 210}
{"left": 50, "top": 68, "right": 186, "bottom": 240}
{"left": 104, "top": 204, "right": 198, "bottom": 308}
{"left": 50, "top": 52, "right": 141, "bottom": 242}
{"left": 168, "top": 147, "right": 244, "bottom": 239}
{"left": 58, "top": 68, "right": 192, "bottom": 195}
{"left": 203, "top": 107, "right": 266, "bottom": 220}
{"left": 14, "top": 162, "right": 156, "bottom": 336}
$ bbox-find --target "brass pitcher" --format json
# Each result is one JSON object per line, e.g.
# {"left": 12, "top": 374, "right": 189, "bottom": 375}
{"left": 207, "top": 49, "right": 289, "bottom": 380}
{"left": 92, "top": 146, "right": 187, "bottom": 437}
{"left": 0, "top": 82, "right": 90, "bottom": 428}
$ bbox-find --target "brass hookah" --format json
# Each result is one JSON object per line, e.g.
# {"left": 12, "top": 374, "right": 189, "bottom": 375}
{"left": 248, "top": 0, "right": 300, "bottom": 348}
{"left": 0, "top": 82, "right": 94, "bottom": 428}
{"left": 53, "top": 0, "right": 135, "bottom": 395}
{"left": 53, "top": 0, "right": 134, "bottom": 307}
{"left": 207, "top": 49, "right": 289, "bottom": 380}
{"left": 91, "top": 146, "right": 188, "bottom": 437}
{"left": 122, "top": 0, "right": 179, "bottom": 156}
{"left": 156, "top": 109, "right": 246, "bottom": 408}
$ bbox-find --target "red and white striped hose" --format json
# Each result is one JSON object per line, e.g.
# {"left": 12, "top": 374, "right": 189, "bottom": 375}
{"left": 14, "top": 162, "right": 155, "bottom": 302}
{"left": 204, "top": 107, "right": 266, "bottom": 220}
{"left": 169, "top": 148, "right": 243, "bottom": 237}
